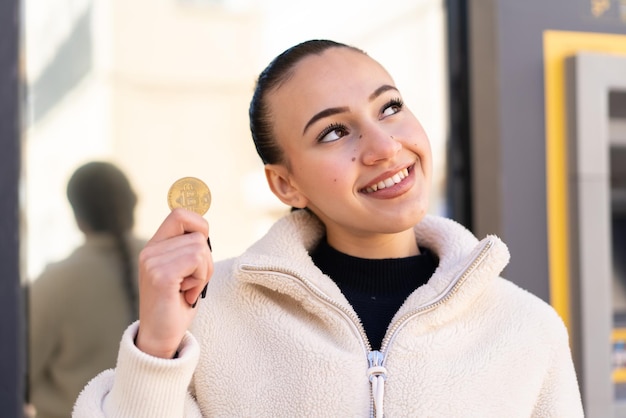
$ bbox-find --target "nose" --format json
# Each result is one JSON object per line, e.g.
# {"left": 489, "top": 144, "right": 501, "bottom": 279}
{"left": 361, "top": 125, "right": 401, "bottom": 165}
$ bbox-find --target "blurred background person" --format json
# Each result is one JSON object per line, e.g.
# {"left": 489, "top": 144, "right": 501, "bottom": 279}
{"left": 28, "top": 161, "right": 145, "bottom": 418}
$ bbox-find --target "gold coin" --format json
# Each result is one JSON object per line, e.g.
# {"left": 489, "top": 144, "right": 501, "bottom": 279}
{"left": 167, "top": 177, "right": 211, "bottom": 215}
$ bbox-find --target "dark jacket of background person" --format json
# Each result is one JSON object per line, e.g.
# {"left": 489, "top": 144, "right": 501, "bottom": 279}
{"left": 28, "top": 161, "right": 146, "bottom": 418}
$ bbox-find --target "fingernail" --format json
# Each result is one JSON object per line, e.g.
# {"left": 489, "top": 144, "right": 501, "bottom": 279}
{"left": 201, "top": 283, "right": 208, "bottom": 299}
{"left": 207, "top": 237, "right": 212, "bottom": 251}
{"left": 191, "top": 298, "right": 198, "bottom": 308}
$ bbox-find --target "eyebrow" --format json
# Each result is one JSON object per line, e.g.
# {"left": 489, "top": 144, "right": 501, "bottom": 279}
{"left": 302, "top": 107, "right": 348, "bottom": 135}
{"left": 369, "top": 84, "right": 399, "bottom": 101}
{"left": 302, "top": 84, "right": 399, "bottom": 135}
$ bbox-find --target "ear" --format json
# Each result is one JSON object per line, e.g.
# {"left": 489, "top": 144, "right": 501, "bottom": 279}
{"left": 264, "top": 164, "right": 309, "bottom": 209}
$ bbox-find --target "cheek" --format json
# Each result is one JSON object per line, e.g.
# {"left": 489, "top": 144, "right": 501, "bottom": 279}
{"left": 403, "top": 122, "right": 431, "bottom": 155}
{"left": 320, "top": 167, "right": 344, "bottom": 184}
{"left": 321, "top": 165, "right": 352, "bottom": 193}
{"left": 295, "top": 158, "right": 346, "bottom": 190}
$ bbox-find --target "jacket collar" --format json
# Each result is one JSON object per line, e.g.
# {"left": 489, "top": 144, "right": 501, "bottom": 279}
{"left": 235, "top": 210, "right": 510, "bottom": 314}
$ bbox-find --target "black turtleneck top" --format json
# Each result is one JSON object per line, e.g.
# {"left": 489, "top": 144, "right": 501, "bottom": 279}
{"left": 310, "top": 238, "right": 439, "bottom": 350}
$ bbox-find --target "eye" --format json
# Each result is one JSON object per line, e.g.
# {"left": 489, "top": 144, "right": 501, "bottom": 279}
{"left": 317, "top": 123, "right": 349, "bottom": 143}
{"left": 381, "top": 98, "right": 404, "bottom": 118}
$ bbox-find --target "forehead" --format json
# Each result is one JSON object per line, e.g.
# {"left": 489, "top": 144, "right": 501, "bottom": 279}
{"left": 282, "top": 48, "right": 392, "bottom": 99}
{"left": 268, "top": 48, "right": 395, "bottom": 130}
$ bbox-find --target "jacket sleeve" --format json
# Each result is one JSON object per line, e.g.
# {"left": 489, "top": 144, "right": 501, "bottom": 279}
{"left": 72, "top": 322, "right": 203, "bottom": 418}
{"left": 532, "top": 319, "right": 585, "bottom": 418}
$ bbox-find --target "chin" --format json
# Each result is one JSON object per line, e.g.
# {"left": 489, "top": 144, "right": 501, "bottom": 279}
{"left": 401, "top": 198, "right": 429, "bottom": 223}
{"left": 383, "top": 209, "right": 427, "bottom": 233}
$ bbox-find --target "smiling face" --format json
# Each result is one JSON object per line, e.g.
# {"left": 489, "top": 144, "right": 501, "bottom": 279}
{"left": 264, "top": 47, "right": 432, "bottom": 258}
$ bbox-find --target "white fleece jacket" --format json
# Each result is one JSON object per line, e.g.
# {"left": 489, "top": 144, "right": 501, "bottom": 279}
{"left": 74, "top": 212, "right": 584, "bottom": 417}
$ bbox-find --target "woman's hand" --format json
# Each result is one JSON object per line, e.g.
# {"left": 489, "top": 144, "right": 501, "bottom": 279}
{"left": 135, "top": 208, "right": 213, "bottom": 358}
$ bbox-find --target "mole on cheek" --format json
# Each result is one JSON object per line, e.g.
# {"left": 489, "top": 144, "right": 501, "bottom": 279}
{"left": 351, "top": 157, "right": 356, "bottom": 162}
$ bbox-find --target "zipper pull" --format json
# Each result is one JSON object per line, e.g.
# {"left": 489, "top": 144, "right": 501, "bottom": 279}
{"left": 367, "top": 350, "right": 387, "bottom": 418}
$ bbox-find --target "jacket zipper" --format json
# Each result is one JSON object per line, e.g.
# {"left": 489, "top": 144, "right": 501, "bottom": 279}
{"left": 380, "top": 237, "right": 494, "bottom": 353}
{"left": 240, "top": 237, "right": 494, "bottom": 418}
{"left": 367, "top": 237, "right": 494, "bottom": 417}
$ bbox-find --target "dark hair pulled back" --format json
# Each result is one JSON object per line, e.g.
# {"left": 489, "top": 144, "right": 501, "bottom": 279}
{"left": 67, "top": 161, "right": 139, "bottom": 321}
{"left": 249, "top": 39, "right": 365, "bottom": 165}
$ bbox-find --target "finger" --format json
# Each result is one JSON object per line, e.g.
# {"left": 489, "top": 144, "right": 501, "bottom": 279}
{"left": 182, "top": 283, "right": 202, "bottom": 307}
{"left": 177, "top": 234, "right": 213, "bottom": 306}
{"left": 179, "top": 273, "right": 208, "bottom": 292}
{"left": 142, "top": 231, "right": 208, "bottom": 262}
{"left": 181, "top": 270, "right": 210, "bottom": 307}
{"left": 142, "top": 241, "right": 210, "bottom": 285}
{"left": 181, "top": 243, "right": 213, "bottom": 306}
{"left": 157, "top": 237, "right": 211, "bottom": 284}
{"left": 150, "top": 208, "right": 209, "bottom": 244}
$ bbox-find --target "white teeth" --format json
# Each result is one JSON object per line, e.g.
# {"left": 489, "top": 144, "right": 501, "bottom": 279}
{"left": 364, "top": 167, "right": 410, "bottom": 193}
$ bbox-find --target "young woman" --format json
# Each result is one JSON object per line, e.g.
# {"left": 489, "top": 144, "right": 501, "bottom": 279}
{"left": 73, "top": 40, "right": 583, "bottom": 417}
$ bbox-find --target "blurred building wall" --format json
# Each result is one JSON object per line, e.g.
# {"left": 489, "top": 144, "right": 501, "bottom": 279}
{"left": 23, "top": 0, "right": 448, "bottom": 279}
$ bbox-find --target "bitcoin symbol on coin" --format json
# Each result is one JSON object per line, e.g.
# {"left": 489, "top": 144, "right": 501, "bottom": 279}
{"left": 167, "top": 177, "right": 211, "bottom": 216}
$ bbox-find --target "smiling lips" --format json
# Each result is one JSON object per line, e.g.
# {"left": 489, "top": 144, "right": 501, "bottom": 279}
{"left": 362, "top": 167, "right": 410, "bottom": 193}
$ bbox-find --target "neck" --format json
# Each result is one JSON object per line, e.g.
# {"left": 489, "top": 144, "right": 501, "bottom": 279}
{"left": 325, "top": 228, "right": 419, "bottom": 259}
